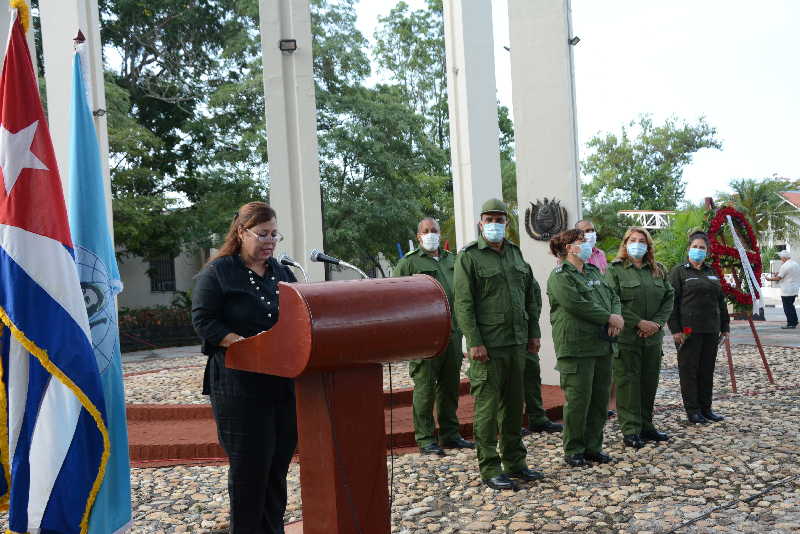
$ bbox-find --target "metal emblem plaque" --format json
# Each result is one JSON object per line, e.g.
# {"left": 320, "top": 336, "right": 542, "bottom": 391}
{"left": 524, "top": 198, "right": 568, "bottom": 241}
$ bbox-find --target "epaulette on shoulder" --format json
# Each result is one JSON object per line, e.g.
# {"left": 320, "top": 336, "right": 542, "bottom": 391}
{"left": 461, "top": 240, "right": 478, "bottom": 252}
{"left": 405, "top": 248, "right": 420, "bottom": 256}
{"left": 610, "top": 258, "right": 624, "bottom": 265}
{"left": 554, "top": 264, "right": 563, "bottom": 274}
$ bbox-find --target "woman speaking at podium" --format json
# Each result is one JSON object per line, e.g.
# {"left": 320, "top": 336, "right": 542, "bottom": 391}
{"left": 192, "top": 201, "right": 297, "bottom": 534}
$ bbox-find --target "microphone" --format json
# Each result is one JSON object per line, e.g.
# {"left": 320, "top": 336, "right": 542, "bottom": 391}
{"left": 309, "top": 249, "right": 369, "bottom": 279}
{"left": 278, "top": 253, "right": 300, "bottom": 267}
{"left": 309, "top": 249, "right": 341, "bottom": 265}
{"left": 278, "top": 253, "right": 310, "bottom": 283}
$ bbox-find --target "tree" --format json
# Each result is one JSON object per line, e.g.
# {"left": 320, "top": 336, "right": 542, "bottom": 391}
{"left": 716, "top": 177, "right": 800, "bottom": 247}
{"left": 582, "top": 115, "right": 722, "bottom": 212}
{"left": 374, "top": 0, "right": 448, "bottom": 153}
{"left": 653, "top": 204, "right": 708, "bottom": 270}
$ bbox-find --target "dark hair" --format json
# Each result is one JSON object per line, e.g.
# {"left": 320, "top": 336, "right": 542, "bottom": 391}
{"left": 549, "top": 229, "right": 584, "bottom": 258}
{"left": 209, "top": 202, "right": 277, "bottom": 263}
{"left": 688, "top": 231, "right": 709, "bottom": 248}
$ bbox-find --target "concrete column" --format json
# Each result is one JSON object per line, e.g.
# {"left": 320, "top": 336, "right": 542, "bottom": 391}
{"left": 508, "top": 0, "right": 582, "bottom": 385}
{"left": 443, "top": 0, "right": 503, "bottom": 249}
{"left": 258, "top": 0, "right": 324, "bottom": 281}
{"left": 38, "top": 0, "right": 114, "bottom": 233}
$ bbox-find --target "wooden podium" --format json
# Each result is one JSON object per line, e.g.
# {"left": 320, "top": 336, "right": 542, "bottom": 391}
{"left": 226, "top": 275, "right": 451, "bottom": 534}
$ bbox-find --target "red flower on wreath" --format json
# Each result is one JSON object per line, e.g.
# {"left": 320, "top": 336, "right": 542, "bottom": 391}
{"left": 706, "top": 206, "right": 762, "bottom": 307}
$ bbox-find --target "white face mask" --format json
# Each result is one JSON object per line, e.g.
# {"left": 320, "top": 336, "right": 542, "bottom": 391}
{"left": 420, "top": 232, "right": 440, "bottom": 251}
{"left": 584, "top": 231, "right": 597, "bottom": 247}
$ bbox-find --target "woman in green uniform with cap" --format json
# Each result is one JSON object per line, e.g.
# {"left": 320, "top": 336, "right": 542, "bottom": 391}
{"left": 547, "top": 229, "right": 623, "bottom": 467}
{"left": 605, "top": 227, "right": 673, "bottom": 449}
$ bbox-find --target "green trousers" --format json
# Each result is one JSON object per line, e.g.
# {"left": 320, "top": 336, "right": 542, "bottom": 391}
{"left": 468, "top": 344, "right": 527, "bottom": 480}
{"left": 523, "top": 353, "right": 549, "bottom": 428}
{"left": 557, "top": 355, "right": 611, "bottom": 456}
{"left": 613, "top": 343, "right": 663, "bottom": 436}
{"left": 409, "top": 333, "right": 464, "bottom": 447}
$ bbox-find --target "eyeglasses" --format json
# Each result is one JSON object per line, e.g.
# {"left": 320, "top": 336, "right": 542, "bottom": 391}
{"left": 245, "top": 228, "right": 284, "bottom": 243}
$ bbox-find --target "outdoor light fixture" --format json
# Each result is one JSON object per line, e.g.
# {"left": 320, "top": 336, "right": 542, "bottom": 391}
{"left": 568, "top": 36, "right": 581, "bottom": 46}
{"left": 279, "top": 39, "right": 297, "bottom": 53}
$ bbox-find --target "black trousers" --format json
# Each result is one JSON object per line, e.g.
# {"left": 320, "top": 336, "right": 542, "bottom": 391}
{"left": 211, "top": 394, "right": 298, "bottom": 534}
{"left": 677, "top": 333, "right": 719, "bottom": 413}
{"left": 782, "top": 295, "right": 798, "bottom": 327}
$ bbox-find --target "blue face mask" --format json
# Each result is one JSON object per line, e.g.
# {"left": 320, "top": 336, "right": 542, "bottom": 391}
{"left": 688, "top": 247, "right": 707, "bottom": 263}
{"left": 627, "top": 242, "right": 648, "bottom": 259}
{"left": 482, "top": 223, "right": 505, "bottom": 243}
{"left": 575, "top": 242, "right": 593, "bottom": 261}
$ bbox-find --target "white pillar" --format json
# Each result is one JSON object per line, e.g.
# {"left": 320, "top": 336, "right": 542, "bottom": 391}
{"left": 508, "top": 0, "right": 582, "bottom": 385}
{"left": 258, "top": 0, "right": 324, "bottom": 281}
{"left": 38, "top": 0, "right": 114, "bottom": 233}
{"left": 443, "top": 0, "right": 503, "bottom": 249}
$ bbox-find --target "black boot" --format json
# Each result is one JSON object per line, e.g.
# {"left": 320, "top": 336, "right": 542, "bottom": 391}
{"left": 484, "top": 474, "right": 519, "bottom": 491}
{"left": 623, "top": 434, "right": 645, "bottom": 448}
{"left": 687, "top": 412, "right": 709, "bottom": 424}
{"left": 701, "top": 409, "right": 724, "bottom": 422}
{"left": 640, "top": 429, "right": 669, "bottom": 442}
{"left": 564, "top": 454, "right": 586, "bottom": 467}
{"left": 420, "top": 443, "right": 446, "bottom": 456}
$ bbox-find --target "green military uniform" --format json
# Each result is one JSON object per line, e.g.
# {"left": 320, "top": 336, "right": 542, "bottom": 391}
{"left": 605, "top": 259, "right": 674, "bottom": 437}
{"left": 522, "top": 282, "right": 549, "bottom": 429}
{"left": 547, "top": 261, "right": 620, "bottom": 457}
{"left": 394, "top": 246, "right": 464, "bottom": 447}
{"left": 668, "top": 262, "right": 730, "bottom": 415}
{"left": 454, "top": 232, "right": 541, "bottom": 480}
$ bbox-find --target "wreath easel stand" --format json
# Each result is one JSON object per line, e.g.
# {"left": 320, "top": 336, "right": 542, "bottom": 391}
{"left": 704, "top": 198, "right": 775, "bottom": 392}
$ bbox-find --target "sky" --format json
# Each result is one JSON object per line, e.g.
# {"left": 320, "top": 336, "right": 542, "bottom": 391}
{"left": 356, "top": 0, "right": 800, "bottom": 205}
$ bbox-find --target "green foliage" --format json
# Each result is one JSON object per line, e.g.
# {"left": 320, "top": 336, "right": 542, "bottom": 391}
{"left": 654, "top": 205, "right": 708, "bottom": 270}
{"left": 582, "top": 115, "right": 722, "bottom": 212}
{"left": 716, "top": 177, "right": 800, "bottom": 244}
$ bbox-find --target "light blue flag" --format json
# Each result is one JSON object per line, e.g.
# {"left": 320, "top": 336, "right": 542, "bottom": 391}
{"left": 68, "top": 47, "right": 132, "bottom": 534}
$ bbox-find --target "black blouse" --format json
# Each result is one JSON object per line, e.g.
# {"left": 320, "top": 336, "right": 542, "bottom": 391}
{"left": 191, "top": 255, "right": 298, "bottom": 399}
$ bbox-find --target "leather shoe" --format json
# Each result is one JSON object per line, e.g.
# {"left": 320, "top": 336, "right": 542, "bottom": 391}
{"left": 687, "top": 412, "right": 709, "bottom": 424}
{"left": 508, "top": 467, "right": 545, "bottom": 481}
{"left": 584, "top": 451, "right": 612, "bottom": 464}
{"left": 530, "top": 420, "right": 563, "bottom": 433}
{"left": 520, "top": 426, "right": 532, "bottom": 437}
{"left": 484, "top": 474, "right": 518, "bottom": 491}
{"left": 701, "top": 409, "right": 725, "bottom": 422}
{"left": 641, "top": 429, "right": 669, "bottom": 442}
{"left": 781, "top": 325, "right": 797, "bottom": 329}
{"left": 441, "top": 437, "right": 475, "bottom": 449}
{"left": 623, "top": 434, "right": 645, "bottom": 449}
{"left": 420, "top": 443, "right": 446, "bottom": 456}
{"left": 564, "top": 454, "right": 586, "bottom": 467}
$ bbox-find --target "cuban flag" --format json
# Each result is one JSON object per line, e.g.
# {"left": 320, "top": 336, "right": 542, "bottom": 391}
{"left": 0, "top": 5, "right": 109, "bottom": 534}
{"left": 70, "top": 38, "right": 132, "bottom": 534}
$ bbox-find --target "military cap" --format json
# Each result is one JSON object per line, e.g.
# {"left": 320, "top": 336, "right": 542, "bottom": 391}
{"left": 480, "top": 198, "right": 508, "bottom": 215}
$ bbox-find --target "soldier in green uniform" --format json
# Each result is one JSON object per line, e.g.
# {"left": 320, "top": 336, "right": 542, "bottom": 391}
{"left": 668, "top": 231, "right": 730, "bottom": 424}
{"left": 521, "top": 349, "right": 563, "bottom": 436}
{"left": 605, "top": 227, "right": 674, "bottom": 449}
{"left": 547, "top": 229, "right": 623, "bottom": 467}
{"left": 393, "top": 217, "right": 475, "bottom": 455}
{"left": 454, "top": 198, "right": 544, "bottom": 491}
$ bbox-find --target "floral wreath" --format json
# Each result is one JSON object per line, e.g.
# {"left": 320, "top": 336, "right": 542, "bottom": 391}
{"left": 706, "top": 206, "right": 762, "bottom": 306}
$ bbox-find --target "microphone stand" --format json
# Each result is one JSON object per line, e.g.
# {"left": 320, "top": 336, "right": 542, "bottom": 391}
{"left": 339, "top": 260, "right": 369, "bottom": 280}
{"left": 292, "top": 263, "right": 310, "bottom": 284}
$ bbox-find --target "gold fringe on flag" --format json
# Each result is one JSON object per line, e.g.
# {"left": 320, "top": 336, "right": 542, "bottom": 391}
{"left": 9, "top": 0, "right": 30, "bottom": 34}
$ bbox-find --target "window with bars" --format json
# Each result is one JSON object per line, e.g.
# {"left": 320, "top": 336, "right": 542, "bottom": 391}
{"left": 148, "top": 256, "right": 176, "bottom": 292}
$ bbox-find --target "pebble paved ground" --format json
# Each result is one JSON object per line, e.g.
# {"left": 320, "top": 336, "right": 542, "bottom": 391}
{"left": 3, "top": 343, "right": 798, "bottom": 533}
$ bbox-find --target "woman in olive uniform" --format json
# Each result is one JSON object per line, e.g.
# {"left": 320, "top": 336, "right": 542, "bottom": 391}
{"left": 547, "top": 229, "right": 624, "bottom": 467}
{"left": 605, "top": 227, "right": 673, "bottom": 448}
{"left": 668, "top": 231, "right": 730, "bottom": 424}
{"left": 192, "top": 202, "right": 297, "bottom": 534}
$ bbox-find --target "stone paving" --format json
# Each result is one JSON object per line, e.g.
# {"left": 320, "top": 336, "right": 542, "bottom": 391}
{"left": 2, "top": 342, "right": 798, "bottom": 533}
